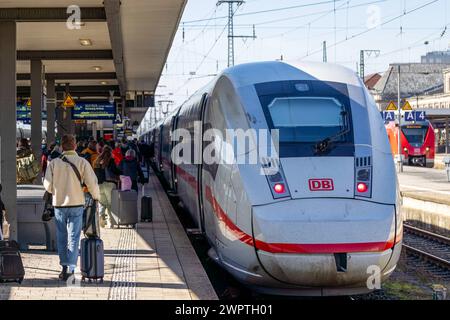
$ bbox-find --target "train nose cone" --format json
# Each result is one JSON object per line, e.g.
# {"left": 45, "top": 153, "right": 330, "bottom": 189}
{"left": 257, "top": 250, "right": 392, "bottom": 287}
{"left": 252, "top": 198, "right": 398, "bottom": 287}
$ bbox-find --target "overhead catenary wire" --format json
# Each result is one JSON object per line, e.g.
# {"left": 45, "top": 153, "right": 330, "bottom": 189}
{"left": 295, "top": 0, "right": 441, "bottom": 60}
{"left": 181, "top": 0, "right": 347, "bottom": 24}
{"left": 258, "top": 0, "right": 387, "bottom": 39}
{"left": 373, "top": 22, "right": 450, "bottom": 59}
{"left": 171, "top": 5, "right": 242, "bottom": 97}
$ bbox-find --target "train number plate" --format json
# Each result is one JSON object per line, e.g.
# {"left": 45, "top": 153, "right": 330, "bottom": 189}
{"left": 414, "top": 148, "right": 421, "bottom": 154}
{"left": 309, "top": 179, "right": 334, "bottom": 191}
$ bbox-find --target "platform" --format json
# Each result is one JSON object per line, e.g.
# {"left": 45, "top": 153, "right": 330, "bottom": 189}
{"left": 398, "top": 166, "right": 450, "bottom": 204}
{"left": 398, "top": 166, "right": 450, "bottom": 236}
{"left": 1, "top": 170, "right": 217, "bottom": 300}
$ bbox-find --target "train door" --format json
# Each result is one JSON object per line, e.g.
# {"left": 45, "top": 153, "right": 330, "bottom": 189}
{"left": 155, "top": 124, "right": 164, "bottom": 171}
{"left": 170, "top": 110, "right": 180, "bottom": 193}
{"left": 197, "top": 93, "right": 209, "bottom": 234}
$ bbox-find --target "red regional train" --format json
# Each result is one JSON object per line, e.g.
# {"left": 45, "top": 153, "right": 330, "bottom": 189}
{"left": 385, "top": 120, "right": 435, "bottom": 168}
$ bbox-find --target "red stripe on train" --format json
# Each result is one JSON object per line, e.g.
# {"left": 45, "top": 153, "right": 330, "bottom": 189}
{"left": 176, "top": 165, "right": 398, "bottom": 254}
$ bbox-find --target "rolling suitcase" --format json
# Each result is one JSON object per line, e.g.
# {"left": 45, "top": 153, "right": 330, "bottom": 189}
{"left": 111, "top": 189, "right": 138, "bottom": 227}
{"left": 0, "top": 240, "right": 25, "bottom": 284}
{"left": 80, "top": 237, "right": 104, "bottom": 283}
{"left": 141, "top": 196, "right": 152, "bottom": 222}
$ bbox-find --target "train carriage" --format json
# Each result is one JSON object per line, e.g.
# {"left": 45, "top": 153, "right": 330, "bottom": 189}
{"left": 385, "top": 120, "right": 435, "bottom": 168}
{"left": 140, "top": 61, "right": 402, "bottom": 296}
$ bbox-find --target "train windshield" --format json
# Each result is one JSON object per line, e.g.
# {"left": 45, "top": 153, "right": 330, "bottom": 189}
{"left": 256, "top": 80, "right": 354, "bottom": 157}
{"left": 401, "top": 125, "right": 428, "bottom": 145}
{"left": 268, "top": 97, "right": 347, "bottom": 143}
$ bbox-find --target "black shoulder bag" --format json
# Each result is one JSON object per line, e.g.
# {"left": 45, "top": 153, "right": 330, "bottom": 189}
{"left": 60, "top": 156, "right": 100, "bottom": 238}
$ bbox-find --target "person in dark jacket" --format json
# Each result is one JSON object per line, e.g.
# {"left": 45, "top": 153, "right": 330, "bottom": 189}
{"left": 94, "top": 145, "right": 121, "bottom": 228}
{"left": 76, "top": 141, "right": 85, "bottom": 155}
{"left": 138, "top": 140, "right": 152, "bottom": 175}
{"left": 119, "top": 149, "right": 144, "bottom": 192}
{"left": 0, "top": 184, "right": 6, "bottom": 237}
{"left": 120, "top": 138, "right": 130, "bottom": 156}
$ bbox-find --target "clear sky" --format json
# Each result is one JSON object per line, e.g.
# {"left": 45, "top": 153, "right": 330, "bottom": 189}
{"left": 156, "top": 0, "right": 450, "bottom": 110}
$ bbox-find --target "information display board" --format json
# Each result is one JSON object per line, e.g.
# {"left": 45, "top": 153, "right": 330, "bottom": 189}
{"left": 72, "top": 102, "right": 116, "bottom": 120}
{"left": 17, "top": 104, "right": 47, "bottom": 123}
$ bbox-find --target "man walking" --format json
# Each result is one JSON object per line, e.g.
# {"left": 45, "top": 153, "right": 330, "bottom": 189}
{"left": 44, "top": 135, "right": 100, "bottom": 281}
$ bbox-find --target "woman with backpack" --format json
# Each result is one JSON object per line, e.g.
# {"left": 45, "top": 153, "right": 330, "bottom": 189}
{"left": 93, "top": 145, "right": 121, "bottom": 228}
{"left": 119, "top": 149, "right": 145, "bottom": 192}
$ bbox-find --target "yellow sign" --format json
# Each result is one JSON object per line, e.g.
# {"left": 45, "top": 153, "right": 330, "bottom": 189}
{"left": 385, "top": 101, "right": 397, "bottom": 111}
{"left": 402, "top": 101, "right": 413, "bottom": 111}
{"left": 26, "top": 98, "right": 32, "bottom": 108}
{"left": 63, "top": 94, "right": 76, "bottom": 108}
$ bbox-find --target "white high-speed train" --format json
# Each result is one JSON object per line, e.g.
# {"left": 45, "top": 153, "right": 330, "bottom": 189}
{"left": 139, "top": 61, "right": 402, "bottom": 296}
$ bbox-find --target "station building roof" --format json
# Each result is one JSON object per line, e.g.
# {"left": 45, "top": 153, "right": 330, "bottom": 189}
{"left": 374, "top": 63, "right": 450, "bottom": 101}
{"left": 1, "top": 0, "right": 186, "bottom": 99}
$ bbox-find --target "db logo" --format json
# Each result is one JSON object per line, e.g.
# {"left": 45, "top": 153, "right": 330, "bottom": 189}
{"left": 309, "top": 179, "right": 334, "bottom": 191}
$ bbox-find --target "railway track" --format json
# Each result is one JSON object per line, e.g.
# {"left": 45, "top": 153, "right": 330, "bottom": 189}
{"left": 403, "top": 224, "right": 450, "bottom": 279}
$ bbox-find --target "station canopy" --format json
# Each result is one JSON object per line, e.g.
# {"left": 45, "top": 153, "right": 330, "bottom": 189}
{"left": 2, "top": 0, "right": 186, "bottom": 101}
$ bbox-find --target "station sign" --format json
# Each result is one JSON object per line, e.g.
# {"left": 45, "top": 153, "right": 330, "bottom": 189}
{"left": 382, "top": 110, "right": 426, "bottom": 122}
{"left": 71, "top": 102, "right": 116, "bottom": 120}
{"left": 382, "top": 100, "right": 425, "bottom": 122}
{"left": 113, "top": 113, "right": 122, "bottom": 124}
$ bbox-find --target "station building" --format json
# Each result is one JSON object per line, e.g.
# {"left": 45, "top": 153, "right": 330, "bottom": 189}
{"left": 373, "top": 62, "right": 450, "bottom": 154}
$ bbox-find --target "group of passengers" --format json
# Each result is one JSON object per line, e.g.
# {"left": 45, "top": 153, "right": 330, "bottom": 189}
{"left": 41, "top": 137, "right": 149, "bottom": 228}
{"left": 7, "top": 134, "right": 152, "bottom": 280}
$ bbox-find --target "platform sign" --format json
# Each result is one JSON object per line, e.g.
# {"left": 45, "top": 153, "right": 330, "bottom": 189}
{"left": 415, "top": 111, "right": 426, "bottom": 121}
{"left": 404, "top": 111, "right": 415, "bottom": 122}
{"left": 71, "top": 102, "right": 116, "bottom": 120}
{"left": 113, "top": 113, "right": 122, "bottom": 124}
{"left": 403, "top": 111, "right": 426, "bottom": 122}
{"left": 383, "top": 111, "right": 395, "bottom": 121}
{"left": 385, "top": 101, "right": 397, "bottom": 111}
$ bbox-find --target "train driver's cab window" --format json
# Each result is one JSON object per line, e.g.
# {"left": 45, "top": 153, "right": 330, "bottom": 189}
{"left": 401, "top": 125, "right": 428, "bottom": 146}
{"left": 267, "top": 97, "right": 349, "bottom": 143}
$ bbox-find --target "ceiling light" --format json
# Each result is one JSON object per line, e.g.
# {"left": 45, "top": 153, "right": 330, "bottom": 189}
{"left": 92, "top": 66, "right": 102, "bottom": 71}
{"left": 100, "top": 81, "right": 108, "bottom": 85}
{"left": 79, "top": 39, "right": 92, "bottom": 46}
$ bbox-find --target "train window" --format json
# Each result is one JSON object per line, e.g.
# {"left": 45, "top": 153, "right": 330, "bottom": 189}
{"left": 268, "top": 97, "right": 346, "bottom": 143}
{"left": 401, "top": 126, "right": 428, "bottom": 145}
{"left": 256, "top": 80, "right": 354, "bottom": 157}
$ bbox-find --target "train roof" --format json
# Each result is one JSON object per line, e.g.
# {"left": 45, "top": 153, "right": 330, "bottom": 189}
{"left": 222, "top": 61, "right": 363, "bottom": 89}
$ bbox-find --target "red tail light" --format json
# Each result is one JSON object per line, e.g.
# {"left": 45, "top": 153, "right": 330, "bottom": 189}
{"left": 273, "top": 183, "right": 285, "bottom": 194}
{"left": 357, "top": 182, "right": 368, "bottom": 193}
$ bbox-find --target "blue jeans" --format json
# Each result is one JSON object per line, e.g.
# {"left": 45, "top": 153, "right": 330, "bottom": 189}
{"left": 54, "top": 206, "right": 84, "bottom": 271}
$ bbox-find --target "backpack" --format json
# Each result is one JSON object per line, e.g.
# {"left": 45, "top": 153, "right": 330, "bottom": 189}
{"left": 16, "top": 151, "right": 40, "bottom": 184}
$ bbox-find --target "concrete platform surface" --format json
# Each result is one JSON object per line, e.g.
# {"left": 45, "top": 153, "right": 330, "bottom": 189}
{"left": 1, "top": 172, "right": 218, "bottom": 300}
{"left": 398, "top": 166, "right": 450, "bottom": 204}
